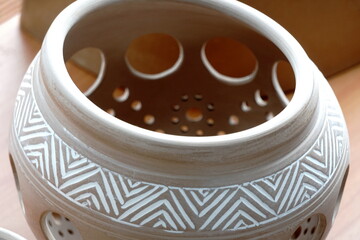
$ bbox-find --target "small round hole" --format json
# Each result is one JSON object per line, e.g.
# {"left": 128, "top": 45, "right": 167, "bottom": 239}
{"left": 207, "top": 118, "right": 215, "bottom": 126}
{"left": 241, "top": 101, "right": 251, "bottom": 112}
{"left": 144, "top": 115, "right": 155, "bottom": 125}
{"left": 196, "top": 130, "right": 204, "bottom": 136}
{"left": 255, "top": 90, "right": 268, "bottom": 107}
{"left": 186, "top": 107, "right": 203, "bottom": 122}
{"left": 171, "top": 116, "right": 180, "bottom": 124}
{"left": 68, "top": 229, "right": 74, "bottom": 235}
{"left": 201, "top": 37, "right": 258, "bottom": 85}
{"left": 125, "top": 33, "right": 183, "bottom": 79}
{"left": 172, "top": 104, "right": 180, "bottom": 111}
{"left": 266, "top": 112, "right": 274, "bottom": 121}
{"left": 106, "top": 108, "right": 115, "bottom": 116}
{"left": 194, "top": 94, "right": 203, "bottom": 101}
{"left": 65, "top": 48, "right": 105, "bottom": 96}
{"left": 51, "top": 212, "right": 62, "bottom": 225}
{"left": 48, "top": 220, "right": 53, "bottom": 227}
{"left": 207, "top": 103, "right": 215, "bottom": 111}
{"left": 289, "top": 214, "right": 326, "bottom": 240}
{"left": 291, "top": 226, "right": 302, "bottom": 239}
{"left": 181, "top": 95, "right": 189, "bottom": 102}
{"left": 131, "top": 100, "right": 142, "bottom": 111}
{"left": 113, "top": 87, "right": 129, "bottom": 102}
{"left": 58, "top": 231, "right": 64, "bottom": 237}
{"left": 229, "top": 115, "right": 239, "bottom": 125}
{"left": 180, "top": 125, "right": 189, "bottom": 133}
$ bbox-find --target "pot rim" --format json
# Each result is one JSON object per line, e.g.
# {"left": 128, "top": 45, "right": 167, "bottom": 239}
{"left": 0, "top": 228, "right": 27, "bottom": 240}
{"left": 39, "top": 0, "right": 316, "bottom": 153}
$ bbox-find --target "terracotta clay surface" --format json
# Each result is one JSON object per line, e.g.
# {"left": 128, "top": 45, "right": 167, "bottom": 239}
{"left": 1, "top": 1, "right": 356, "bottom": 239}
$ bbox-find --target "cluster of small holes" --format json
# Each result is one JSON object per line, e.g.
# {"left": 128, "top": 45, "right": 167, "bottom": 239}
{"left": 165, "top": 90, "right": 275, "bottom": 135}
{"left": 240, "top": 91, "right": 274, "bottom": 122}
{"left": 107, "top": 86, "right": 275, "bottom": 135}
{"left": 42, "top": 212, "right": 82, "bottom": 240}
{"left": 92, "top": 34, "right": 296, "bottom": 136}
{"left": 111, "top": 86, "right": 156, "bottom": 126}
{"left": 168, "top": 94, "right": 222, "bottom": 135}
{"left": 290, "top": 214, "right": 326, "bottom": 240}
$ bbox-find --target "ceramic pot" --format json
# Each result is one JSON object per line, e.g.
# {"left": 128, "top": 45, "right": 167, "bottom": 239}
{"left": 0, "top": 228, "right": 26, "bottom": 240}
{"left": 9, "top": 0, "right": 349, "bottom": 239}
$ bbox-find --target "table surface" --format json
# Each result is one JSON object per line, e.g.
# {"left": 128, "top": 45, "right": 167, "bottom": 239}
{"left": 1, "top": 15, "right": 360, "bottom": 240}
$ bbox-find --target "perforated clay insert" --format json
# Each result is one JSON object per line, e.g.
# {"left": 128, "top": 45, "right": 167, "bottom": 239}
{"left": 290, "top": 214, "right": 326, "bottom": 240}
{"left": 42, "top": 212, "right": 82, "bottom": 240}
{"left": 63, "top": 3, "right": 296, "bottom": 136}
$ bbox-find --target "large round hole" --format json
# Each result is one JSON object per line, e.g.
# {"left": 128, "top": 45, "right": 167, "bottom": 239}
{"left": 201, "top": 37, "right": 258, "bottom": 85}
{"left": 125, "top": 33, "right": 183, "bottom": 79}
{"left": 42, "top": 212, "right": 83, "bottom": 240}
{"left": 272, "top": 60, "right": 296, "bottom": 105}
{"left": 65, "top": 48, "right": 105, "bottom": 96}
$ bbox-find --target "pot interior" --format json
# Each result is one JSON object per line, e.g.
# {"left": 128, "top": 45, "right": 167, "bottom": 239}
{"left": 63, "top": 1, "right": 295, "bottom": 136}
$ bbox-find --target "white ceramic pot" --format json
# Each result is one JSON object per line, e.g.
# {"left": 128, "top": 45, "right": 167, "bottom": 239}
{"left": 9, "top": 0, "right": 349, "bottom": 239}
{"left": 0, "top": 228, "right": 26, "bottom": 240}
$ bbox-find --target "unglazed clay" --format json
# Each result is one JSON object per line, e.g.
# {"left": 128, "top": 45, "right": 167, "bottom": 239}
{"left": 9, "top": 0, "right": 349, "bottom": 239}
{"left": 0, "top": 228, "right": 27, "bottom": 240}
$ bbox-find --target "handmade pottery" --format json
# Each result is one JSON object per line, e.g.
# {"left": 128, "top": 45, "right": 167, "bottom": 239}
{"left": 9, "top": 0, "right": 349, "bottom": 239}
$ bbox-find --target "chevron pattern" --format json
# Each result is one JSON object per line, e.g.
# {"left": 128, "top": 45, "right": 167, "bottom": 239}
{"left": 12, "top": 61, "right": 349, "bottom": 233}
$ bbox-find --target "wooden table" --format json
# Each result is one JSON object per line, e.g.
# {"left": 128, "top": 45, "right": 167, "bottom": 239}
{"left": 0, "top": 15, "right": 359, "bottom": 240}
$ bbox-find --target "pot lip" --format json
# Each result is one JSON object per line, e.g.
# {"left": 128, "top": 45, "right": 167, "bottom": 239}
{"left": 0, "top": 228, "right": 27, "bottom": 240}
{"left": 40, "top": 0, "right": 316, "bottom": 150}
